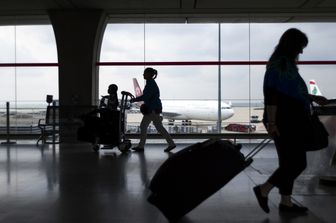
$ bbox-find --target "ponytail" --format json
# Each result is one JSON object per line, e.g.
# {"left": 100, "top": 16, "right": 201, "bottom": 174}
{"left": 152, "top": 69, "right": 157, "bottom": 79}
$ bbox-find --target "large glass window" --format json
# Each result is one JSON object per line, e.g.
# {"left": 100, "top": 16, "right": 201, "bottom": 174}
{"left": 0, "top": 25, "right": 58, "bottom": 132}
{"left": 99, "top": 22, "right": 336, "bottom": 135}
{"left": 145, "top": 24, "right": 218, "bottom": 62}
{"left": 248, "top": 22, "right": 336, "bottom": 99}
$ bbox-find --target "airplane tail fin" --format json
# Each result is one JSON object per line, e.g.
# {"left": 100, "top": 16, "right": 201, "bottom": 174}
{"left": 309, "top": 80, "right": 322, "bottom": 96}
{"left": 133, "top": 78, "right": 143, "bottom": 97}
{"left": 132, "top": 78, "right": 143, "bottom": 107}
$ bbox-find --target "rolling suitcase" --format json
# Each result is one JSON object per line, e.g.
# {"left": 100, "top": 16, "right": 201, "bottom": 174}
{"left": 147, "top": 138, "right": 271, "bottom": 222}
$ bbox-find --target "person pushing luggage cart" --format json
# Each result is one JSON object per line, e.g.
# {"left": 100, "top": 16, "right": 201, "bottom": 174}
{"left": 129, "top": 67, "right": 176, "bottom": 153}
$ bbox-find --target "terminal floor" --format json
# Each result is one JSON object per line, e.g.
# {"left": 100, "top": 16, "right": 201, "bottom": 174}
{"left": 0, "top": 142, "right": 335, "bottom": 223}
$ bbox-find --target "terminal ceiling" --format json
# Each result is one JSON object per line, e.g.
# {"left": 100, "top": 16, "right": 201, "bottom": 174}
{"left": 0, "top": 0, "right": 336, "bottom": 24}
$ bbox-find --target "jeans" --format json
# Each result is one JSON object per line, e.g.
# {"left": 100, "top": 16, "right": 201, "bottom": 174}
{"left": 267, "top": 137, "right": 307, "bottom": 195}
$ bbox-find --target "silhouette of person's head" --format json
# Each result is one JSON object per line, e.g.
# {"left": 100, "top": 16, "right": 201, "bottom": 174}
{"left": 143, "top": 67, "right": 158, "bottom": 80}
{"left": 271, "top": 28, "right": 308, "bottom": 62}
{"left": 108, "top": 84, "right": 118, "bottom": 95}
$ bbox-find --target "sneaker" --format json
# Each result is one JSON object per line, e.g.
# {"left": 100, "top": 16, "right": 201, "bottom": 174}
{"left": 164, "top": 144, "right": 176, "bottom": 152}
{"left": 279, "top": 204, "right": 308, "bottom": 213}
{"left": 131, "top": 146, "right": 144, "bottom": 152}
{"left": 253, "top": 185, "right": 270, "bottom": 213}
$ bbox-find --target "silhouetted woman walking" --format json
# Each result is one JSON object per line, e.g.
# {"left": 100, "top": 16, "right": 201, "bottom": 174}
{"left": 130, "top": 67, "right": 176, "bottom": 152}
{"left": 253, "top": 28, "right": 328, "bottom": 214}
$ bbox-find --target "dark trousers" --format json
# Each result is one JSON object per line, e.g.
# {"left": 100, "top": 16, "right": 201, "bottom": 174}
{"left": 267, "top": 137, "right": 307, "bottom": 195}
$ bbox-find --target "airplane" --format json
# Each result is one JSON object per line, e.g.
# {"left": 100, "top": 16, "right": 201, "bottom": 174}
{"left": 131, "top": 78, "right": 234, "bottom": 123}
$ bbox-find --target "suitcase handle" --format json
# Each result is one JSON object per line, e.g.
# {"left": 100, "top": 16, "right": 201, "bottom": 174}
{"left": 245, "top": 138, "right": 272, "bottom": 161}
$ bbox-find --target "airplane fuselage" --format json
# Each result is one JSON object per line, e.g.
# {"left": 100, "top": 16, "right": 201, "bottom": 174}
{"left": 131, "top": 78, "right": 234, "bottom": 121}
{"left": 161, "top": 100, "right": 234, "bottom": 121}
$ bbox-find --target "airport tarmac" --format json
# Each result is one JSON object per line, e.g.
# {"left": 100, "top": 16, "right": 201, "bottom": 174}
{"left": 126, "top": 106, "right": 267, "bottom": 133}
{"left": 0, "top": 105, "right": 264, "bottom": 126}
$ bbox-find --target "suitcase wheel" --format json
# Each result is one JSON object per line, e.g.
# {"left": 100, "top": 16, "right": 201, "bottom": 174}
{"left": 92, "top": 144, "right": 100, "bottom": 152}
{"left": 245, "top": 157, "right": 253, "bottom": 167}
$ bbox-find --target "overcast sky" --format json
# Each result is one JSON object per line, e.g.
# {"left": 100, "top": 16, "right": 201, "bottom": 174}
{"left": 100, "top": 22, "right": 336, "bottom": 102}
{"left": 1, "top": 22, "right": 336, "bottom": 104}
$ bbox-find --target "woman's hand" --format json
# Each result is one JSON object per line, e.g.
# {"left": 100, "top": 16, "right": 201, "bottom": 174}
{"left": 310, "top": 95, "right": 329, "bottom": 106}
{"left": 266, "top": 123, "right": 280, "bottom": 138}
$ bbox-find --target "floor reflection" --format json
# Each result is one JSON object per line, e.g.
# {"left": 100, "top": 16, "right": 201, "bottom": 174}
{"left": 0, "top": 143, "right": 335, "bottom": 223}
{"left": 0, "top": 144, "right": 59, "bottom": 196}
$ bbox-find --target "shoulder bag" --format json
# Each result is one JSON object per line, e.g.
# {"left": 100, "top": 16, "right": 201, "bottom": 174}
{"left": 301, "top": 106, "right": 329, "bottom": 151}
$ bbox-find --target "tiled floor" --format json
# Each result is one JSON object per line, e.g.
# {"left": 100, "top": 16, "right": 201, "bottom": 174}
{"left": 0, "top": 141, "right": 335, "bottom": 223}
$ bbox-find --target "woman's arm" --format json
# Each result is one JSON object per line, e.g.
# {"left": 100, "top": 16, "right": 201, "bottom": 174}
{"left": 265, "top": 105, "right": 280, "bottom": 137}
{"left": 132, "top": 95, "right": 143, "bottom": 102}
{"left": 131, "top": 81, "right": 154, "bottom": 103}
{"left": 309, "top": 94, "right": 328, "bottom": 105}
{"left": 264, "top": 86, "right": 280, "bottom": 137}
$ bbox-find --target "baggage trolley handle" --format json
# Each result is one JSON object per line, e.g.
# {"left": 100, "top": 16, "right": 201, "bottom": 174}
{"left": 118, "top": 91, "right": 134, "bottom": 153}
{"left": 245, "top": 138, "right": 272, "bottom": 162}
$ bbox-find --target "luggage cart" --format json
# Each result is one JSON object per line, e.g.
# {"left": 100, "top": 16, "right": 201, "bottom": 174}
{"left": 77, "top": 91, "right": 134, "bottom": 153}
{"left": 116, "top": 91, "right": 134, "bottom": 152}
